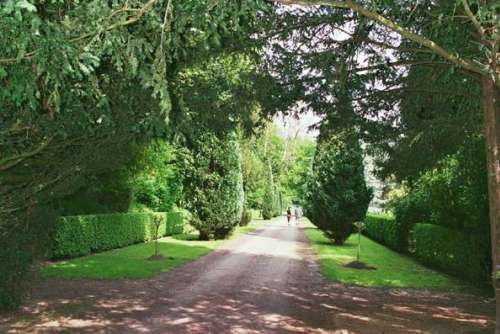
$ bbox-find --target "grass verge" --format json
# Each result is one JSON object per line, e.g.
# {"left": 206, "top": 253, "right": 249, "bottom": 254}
{"left": 304, "top": 222, "right": 489, "bottom": 294}
{"left": 41, "top": 219, "right": 267, "bottom": 280}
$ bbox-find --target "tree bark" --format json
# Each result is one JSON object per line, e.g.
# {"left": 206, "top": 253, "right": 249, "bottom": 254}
{"left": 481, "top": 76, "right": 500, "bottom": 333}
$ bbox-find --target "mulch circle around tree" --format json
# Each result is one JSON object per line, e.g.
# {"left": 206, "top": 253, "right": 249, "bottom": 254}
{"left": 344, "top": 261, "right": 377, "bottom": 270}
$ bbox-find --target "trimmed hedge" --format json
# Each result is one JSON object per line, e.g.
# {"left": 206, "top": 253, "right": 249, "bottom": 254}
{"left": 166, "top": 211, "right": 184, "bottom": 235}
{"left": 364, "top": 214, "right": 490, "bottom": 282}
{"left": 411, "top": 223, "right": 490, "bottom": 281}
{"left": 364, "top": 213, "right": 406, "bottom": 252}
{"left": 52, "top": 211, "right": 185, "bottom": 259}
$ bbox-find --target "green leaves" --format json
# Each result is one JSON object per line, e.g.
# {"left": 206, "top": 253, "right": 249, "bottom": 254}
{"left": 15, "top": 0, "right": 36, "bottom": 12}
{"left": 2, "top": 0, "right": 37, "bottom": 14}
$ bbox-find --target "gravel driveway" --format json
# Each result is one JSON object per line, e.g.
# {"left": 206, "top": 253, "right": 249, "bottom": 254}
{"left": 0, "top": 219, "right": 494, "bottom": 333}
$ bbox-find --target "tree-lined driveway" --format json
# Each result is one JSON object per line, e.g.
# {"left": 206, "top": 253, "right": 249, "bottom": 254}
{"left": 1, "top": 219, "right": 494, "bottom": 333}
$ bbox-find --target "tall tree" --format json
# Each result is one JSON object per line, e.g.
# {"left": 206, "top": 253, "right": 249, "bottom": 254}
{"left": 262, "top": 161, "right": 276, "bottom": 220}
{"left": 182, "top": 133, "right": 244, "bottom": 240}
{"left": 305, "top": 129, "right": 372, "bottom": 244}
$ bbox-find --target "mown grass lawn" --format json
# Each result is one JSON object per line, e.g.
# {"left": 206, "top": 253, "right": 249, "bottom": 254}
{"left": 304, "top": 222, "right": 489, "bottom": 294}
{"left": 41, "top": 219, "right": 267, "bottom": 280}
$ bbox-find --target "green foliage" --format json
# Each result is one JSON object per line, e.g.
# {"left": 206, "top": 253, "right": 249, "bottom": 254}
{"left": 389, "top": 192, "right": 430, "bottom": 251}
{"left": 365, "top": 139, "right": 490, "bottom": 282}
{"left": 363, "top": 213, "right": 403, "bottom": 252}
{"left": 241, "top": 140, "right": 266, "bottom": 209}
{"left": 364, "top": 137, "right": 490, "bottom": 282}
{"left": 183, "top": 133, "right": 244, "bottom": 239}
{"left": 54, "top": 169, "right": 134, "bottom": 216}
{"left": 166, "top": 211, "right": 184, "bottom": 235}
{"left": 272, "top": 186, "right": 282, "bottom": 216}
{"left": 282, "top": 139, "right": 316, "bottom": 204}
{"left": 171, "top": 53, "right": 267, "bottom": 139}
{"left": 305, "top": 131, "right": 372, "bottom": 245}
{"left": 0, "top": 208, "right": 56, "bottom": 311}
{"left": 262, "top": 162, "right": 275, "bottom": 220}
{"left": 387, "top": 136, "right": 490, "bottom": 257}
{"left": 411, "top": 224, "right": 490, "bottom": 282}
{"left": 129, "top": 140, "right": 183, "bottom": 212}
{"left": 240, "top": 210, "right": 253, "bottom": 226}
{"left": 399, "top": 137, "right": 487, "bottom": 232}
{"left": 240, "top": 124, "right": 295, "bottom": 212}
{"left": 50, "top": 212, "right": 189, "bottom": 259}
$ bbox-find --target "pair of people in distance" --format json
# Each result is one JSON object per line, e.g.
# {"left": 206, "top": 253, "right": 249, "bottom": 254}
{"left": 286, "top": 206, "right": 301, "bottom": 226}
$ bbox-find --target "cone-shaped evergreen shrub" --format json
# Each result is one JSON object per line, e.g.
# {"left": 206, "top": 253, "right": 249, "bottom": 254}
{"left": 183, "top": 133, "right": 244, "bottom": 240}
{"left": 305, "top": 130, "right": 372, "bottom": 245}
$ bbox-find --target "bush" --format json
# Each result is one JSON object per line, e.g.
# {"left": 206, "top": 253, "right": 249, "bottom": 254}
{"left": 411, "top": 223, "right": 490, "bottom": 281}
{"left": 51, "top": 212, "right": 174, "bottom": 259}
{"left": 240, "top": 210, "right": 252, "bottom": 226}
{"left": 305, "top": 130, "right": 372, "bottom": 245}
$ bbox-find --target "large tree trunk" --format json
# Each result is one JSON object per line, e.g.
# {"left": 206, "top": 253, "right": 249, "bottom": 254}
{"left": 481, "top": 76, "right": 500, "bottom": 333}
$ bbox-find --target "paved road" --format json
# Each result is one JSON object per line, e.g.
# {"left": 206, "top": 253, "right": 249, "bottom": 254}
{"left": 1, "top": 219, "right": 494, "bottom": 333}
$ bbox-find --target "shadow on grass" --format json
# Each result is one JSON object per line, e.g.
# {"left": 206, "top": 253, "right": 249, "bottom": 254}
{"left": 172, "top": 233, "right": 199, "bottom": 241}
{"left": 313, "top": 240, "right": 358, "bottom": 248}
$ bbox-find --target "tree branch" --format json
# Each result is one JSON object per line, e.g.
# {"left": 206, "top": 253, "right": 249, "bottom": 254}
{"left": 276, "top": 0, "right": 489, "bottom": 76}
{"left": 0, "top": 138, "right": 52, "bottom": 171}
{"left": 69, "top": 0, "right": 158, "bottom": 43}
{"left": 352, "top": 87, "right": 476, "bottom": 101}
{"left": 462, "top": 0, "right": 484, "bottom": 38}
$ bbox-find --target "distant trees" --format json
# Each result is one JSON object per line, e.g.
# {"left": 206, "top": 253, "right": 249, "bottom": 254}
{"left": 240, "top": 124, "right": 315, "bottom": 218}
{"left": 305, "top": 131, "right": 372, "bottom": 245}
{"left": 262, "top": 162, "right": 275, "bottom": 220}
{"left": 282, "top": 139, "right": 315, "bottom": 205}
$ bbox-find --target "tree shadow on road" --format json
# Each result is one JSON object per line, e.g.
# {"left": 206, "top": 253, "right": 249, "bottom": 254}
{"left": 0, "top": 247, "right": 494, "bottom": 334}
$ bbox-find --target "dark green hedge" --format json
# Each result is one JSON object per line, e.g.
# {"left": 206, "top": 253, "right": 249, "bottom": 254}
{"left": 52, "top": 211, "right": 185, "bottom": 259}
{"left": 363, "top": 213, "right": 405, "bottom": 251}
{"left": 411, "top": 223, "right": 490, "bottom": 281}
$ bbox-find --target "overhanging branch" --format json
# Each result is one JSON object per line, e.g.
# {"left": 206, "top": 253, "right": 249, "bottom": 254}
{"left": 275, "top": 0, "right": 489, "bottom": 77}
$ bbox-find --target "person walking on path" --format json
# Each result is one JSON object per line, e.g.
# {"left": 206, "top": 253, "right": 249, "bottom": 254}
{"left": 294, "top": 206, "right": 301, "bottom": 226}
{"left": 286, "top": 207, "right": 292, "bottom": 226}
